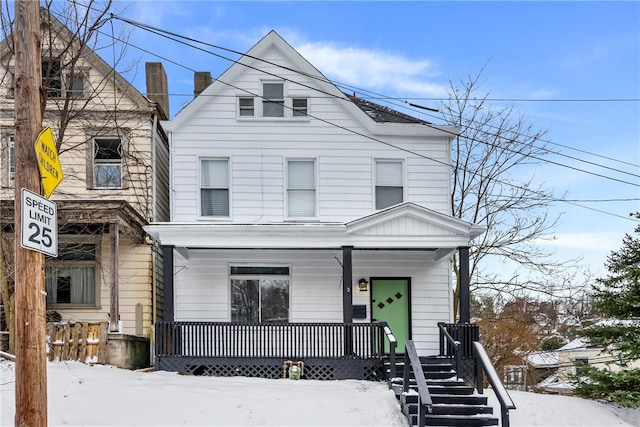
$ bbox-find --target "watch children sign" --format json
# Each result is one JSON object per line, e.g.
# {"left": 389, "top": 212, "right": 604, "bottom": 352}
{"left": 34, "top": 126, "right": 63, "bottom": 198}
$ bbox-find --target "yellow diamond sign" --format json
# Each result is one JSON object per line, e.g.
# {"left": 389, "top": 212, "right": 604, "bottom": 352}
{"left": 34, "top": 126, "right": 63, "bottom": 198}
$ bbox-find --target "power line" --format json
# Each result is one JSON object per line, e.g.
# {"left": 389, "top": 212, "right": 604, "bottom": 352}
{"left": 103, "top": 14, "right": 639, "bottom": 222}
{"left": 113, "top": 14, "right": 640, "bottom": 182}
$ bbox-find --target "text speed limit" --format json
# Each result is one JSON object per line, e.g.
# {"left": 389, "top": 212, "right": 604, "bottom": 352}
{"left": 21, "top": 188, "right": 58, "bottom": 257}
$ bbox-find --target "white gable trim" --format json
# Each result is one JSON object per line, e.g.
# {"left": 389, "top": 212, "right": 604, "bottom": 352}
{"left": 346, "top": 202, "right": 484, "bottom": 240}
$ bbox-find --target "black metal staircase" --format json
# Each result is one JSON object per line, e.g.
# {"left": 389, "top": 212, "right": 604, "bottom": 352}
{"left": 391, "top": 355, "right": 498, "bottom": 426}
{"left": 383, "top": 323, "right": 515, "bottom": 427}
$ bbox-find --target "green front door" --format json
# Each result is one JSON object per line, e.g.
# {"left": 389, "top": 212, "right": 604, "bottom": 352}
{"left": 371, "top": 278, "right": 410, "bottom": 353}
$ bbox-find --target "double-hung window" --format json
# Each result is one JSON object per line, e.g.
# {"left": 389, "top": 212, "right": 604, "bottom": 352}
{"left": 375, "top": 160, "right": 404, "bottom": 209}
{"left": 46, "top": 240, "right": 98, "bottom": 306}
{"left": 292, "top": 98, "right": 308, "bottom": 117}
{"left": 93, "top": 137, "right": 122, "bottom": 188}
{"left": 230, "top": 266, "right": 290, "bottom": 323}
{"left": 286, "top": 159, "right": 316, "bottom": 218}
{"left": 200, "top": 158, "right": 230, "bottom": 217}
{"left": 67, "top": 70, "right": 85, "bottom": 98}
{"left": 239, "top": 97, "right": 255, "bottom": 117}
{"left": 262, "top": 82, "right": 284, "bottom": 117}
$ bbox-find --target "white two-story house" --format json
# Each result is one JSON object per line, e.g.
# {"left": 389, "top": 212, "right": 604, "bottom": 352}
{"left": 145, "top": 31, "right": 483, "bottom": 379}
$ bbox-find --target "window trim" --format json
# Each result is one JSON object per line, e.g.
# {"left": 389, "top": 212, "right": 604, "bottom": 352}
{"left": 374, "top": 159, "right": 405, "bottom": 210}
{"left": 285, "top": 158, "right": 318, "bottom": 220}
{"left": 199, "top": 157, "right": 231, "bottom": 220}
{"left": 45, "top": 235, "right": 101, "bottom": 309}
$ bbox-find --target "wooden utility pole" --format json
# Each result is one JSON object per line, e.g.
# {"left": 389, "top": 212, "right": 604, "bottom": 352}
{"left": 13, "top": 1, "right": 47, "bottom": 426}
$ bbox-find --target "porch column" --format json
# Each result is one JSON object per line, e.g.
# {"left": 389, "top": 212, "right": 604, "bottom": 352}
{"left": 458, "top": 246, "right": 470, "bottom": 323}
{"left": 109, "top": 223, "right": 120, "bottom": 332}
{"left": 162, "top": 245, "right": 174, "bottom": 322}
{"left": 341, "top": 246, "right": 354, "bottom": 322}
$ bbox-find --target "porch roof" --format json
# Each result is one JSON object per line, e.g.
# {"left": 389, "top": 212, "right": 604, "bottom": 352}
{"left": 144, "top": 202, "right": 484, "bottom": 257}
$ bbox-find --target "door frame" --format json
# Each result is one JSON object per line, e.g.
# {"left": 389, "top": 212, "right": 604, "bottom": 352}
{"left": 370, "top": 276, "right": 412, "bottom": 344}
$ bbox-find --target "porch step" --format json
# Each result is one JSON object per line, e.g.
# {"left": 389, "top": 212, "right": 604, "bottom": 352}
{"left": 385, "top": 357, "right": 455, "bottom": 380}
{"left": 409, "top": 414, "right": 499, "bottom": 426}
{"left": 402, "top": 393, "right": 493, "bottom": 415}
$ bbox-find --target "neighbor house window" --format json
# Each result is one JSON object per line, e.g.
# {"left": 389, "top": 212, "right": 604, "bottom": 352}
{"left": 375, "top": 160, "right": 404, "bottom": 209}
{"left": 238, "top": 97, "right": 255, "bottom": 117}
{"left": 262, "top": 82, "right": 284, "bottom": 117}
{"left": 46, "top": 241, "right": 98, "bottom": 306}
{"left": 230, "top": 266, "right": 290, "bottom": 322}
{"left": 286, "top": 159, "right": 316, "bottom": 218}
{"left": 67, "top": 70, "right": 85, "bottom": 98}
{"left": 200, "top": 158, "right": 230, "bottom": 217}
{"left": 6, "top": 136, "right": 15, "bottom": 187}
{"left": 93, "top": 137, "right": 122, "bottom": 188}
{"left": 292, "top": 98, "right": 308, "bottom": 117}
{"left": 42, "top": 59, "right": 62, "bottom": 98}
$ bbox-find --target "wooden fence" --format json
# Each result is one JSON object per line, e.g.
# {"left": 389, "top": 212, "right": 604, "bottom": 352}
{"left": 47, "top": 321, "right": 108, "bottom": 364}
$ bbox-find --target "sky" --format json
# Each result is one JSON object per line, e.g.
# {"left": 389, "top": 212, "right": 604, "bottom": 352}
{"left": 101, "top": 1, "right": 639, "bottom": 286}
{"left": 1, "top": 358, "right": 639, "bottom": 426}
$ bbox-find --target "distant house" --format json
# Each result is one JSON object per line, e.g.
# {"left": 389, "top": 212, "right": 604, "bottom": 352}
{"left": 145, "top": 31, "right": 483, "bottom": 378}
{"left": 0, "top": 10, "right": 169, "bottom": 368}
{"left": 530, "top": 332, "right": 640, "bottom": 393}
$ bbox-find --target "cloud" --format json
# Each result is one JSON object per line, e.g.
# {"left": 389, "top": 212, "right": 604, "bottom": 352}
{"left": 295, "top": 41, "right": 448, "bottom": 98}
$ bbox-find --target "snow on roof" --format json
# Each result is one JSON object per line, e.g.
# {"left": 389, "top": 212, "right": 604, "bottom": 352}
{"left": 558, "top": 338, "right": 588, "bottom": 351}
{"left": 527, "top": 351, "right": 559, "bottom": 367}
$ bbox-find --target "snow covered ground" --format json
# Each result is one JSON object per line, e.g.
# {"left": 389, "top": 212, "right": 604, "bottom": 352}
{"left": 1, "top": 359, "right": 639, "bottom": 426}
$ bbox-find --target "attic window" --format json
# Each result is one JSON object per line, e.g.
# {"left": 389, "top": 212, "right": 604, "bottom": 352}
{"left": 292, "top": 98, "right": 308, "bottom": 117}
{"left": 42, "top": 59, "right": 62, "bottom": 98}
{"left": 239, "top": 97, "right": 254, "bottom": 117}
{"left": 262, "top": 82, "right": 284, "bottom": 117}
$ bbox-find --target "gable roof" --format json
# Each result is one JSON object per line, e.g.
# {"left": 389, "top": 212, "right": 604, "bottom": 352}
{"left": 162, "top": 30, "right": 458, "bottom": 138}
{"left": 0, "top": 8, "right": 156, "bottom": 114}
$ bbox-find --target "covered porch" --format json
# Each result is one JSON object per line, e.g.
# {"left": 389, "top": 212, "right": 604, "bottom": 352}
{"left": 145, "top": 203, "right": 483, "bottom": 378}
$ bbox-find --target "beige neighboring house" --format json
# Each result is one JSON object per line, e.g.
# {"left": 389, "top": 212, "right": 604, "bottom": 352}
{"left": 533, "top": 336, "right": 640, "bottom": 393}
{"left": 0, "top": 11, "right": 169, "bottom": 368}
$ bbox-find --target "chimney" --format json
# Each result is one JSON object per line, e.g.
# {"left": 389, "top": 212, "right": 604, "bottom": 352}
{"left": 194, "top": 71, "right": 212, "bottom": 97}
{"left": 145, "top": 62, "right": 170, "bottom": 118}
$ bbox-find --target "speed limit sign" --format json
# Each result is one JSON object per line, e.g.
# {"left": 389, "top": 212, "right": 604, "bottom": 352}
{"left": 21, "top": 188, "right": 58, "bottom": 257}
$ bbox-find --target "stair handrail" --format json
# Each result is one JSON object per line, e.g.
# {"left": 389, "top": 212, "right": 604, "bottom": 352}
{"left": 403, "top": 340, "right": 432, "bottom": 427}
{"left": 437, "top": 322, "right": 461, "bottom": 379}
{"left": 382, "top": 323, "right": 397, "bottom": 386}
{"left": 473, "top": 341, "right": 516, "bottom": 427}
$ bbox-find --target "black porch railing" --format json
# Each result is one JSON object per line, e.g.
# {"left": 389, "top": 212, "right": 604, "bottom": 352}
{"left": 155, "top": 321, "right": 390, "bottom": 359}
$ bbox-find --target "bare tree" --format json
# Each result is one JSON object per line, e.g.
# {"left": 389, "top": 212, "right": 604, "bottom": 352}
{"left": 441, "top": 72, "right": 579, "bottom": 320}
{"left": 0, "top": 0, "right": 158, "bottom": 352}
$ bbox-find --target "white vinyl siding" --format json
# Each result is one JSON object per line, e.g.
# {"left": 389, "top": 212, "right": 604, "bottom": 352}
{"left": 286, "top": 159, "right": 316, "bottom": 218}
{"left": 200, "top": 158, "right": 230, "bottom": 218}
{"left": 172, "top": 249, "right": 450, "bottom": 355}
{"left": 375, "top": 160, "right": 404, "bottom": 210}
